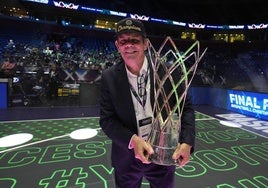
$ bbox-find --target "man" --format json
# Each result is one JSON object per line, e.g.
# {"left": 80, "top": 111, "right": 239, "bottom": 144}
{"left": 99, "top": 17, "right": 195, "bottom": 188}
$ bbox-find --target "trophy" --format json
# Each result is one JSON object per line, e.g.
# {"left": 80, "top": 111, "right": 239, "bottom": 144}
{"left": 147, "top": 37, "right": 207, "bottom": 166}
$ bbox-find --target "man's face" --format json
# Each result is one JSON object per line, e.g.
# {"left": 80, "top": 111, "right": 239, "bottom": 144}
{"left": 115, "top": 33, "right": 148, "bottom": 68}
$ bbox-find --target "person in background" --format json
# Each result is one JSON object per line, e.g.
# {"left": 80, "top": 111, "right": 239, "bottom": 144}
{"left": 99, "top": 18, "right": 195, "bottom": 188}
{"left": 1, "top": 57, "right": 17, "bottom": 77}
{"left": 47, "top": 63, "right": 60, "bottom": 103}
{"left": 35, "top": 63, "right": 45, "bottom": 86}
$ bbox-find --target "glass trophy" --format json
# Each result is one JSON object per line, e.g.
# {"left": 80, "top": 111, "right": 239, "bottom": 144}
{"left": 147, "top": 37, "right": 207, "bottom": 166}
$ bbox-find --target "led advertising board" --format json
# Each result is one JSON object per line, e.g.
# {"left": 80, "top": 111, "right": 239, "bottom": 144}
{"left": 227, "top": 90, "right": 268, "bottom": 120}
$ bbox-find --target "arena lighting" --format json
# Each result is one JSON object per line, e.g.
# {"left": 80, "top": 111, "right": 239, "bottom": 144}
{"left": 0, "top": 133, "right": 33, "bottom": 147}
{"left": 219, "top": 121, "right": 242, "bottom": 128}
{"left": 247, "top": 24, "right": 268, "bottom": 29}
{"left": 21, "top": 0, "right": 268, "bottom": 30}
{"left": 23, "top": 0, "right": 49, "bottom": 4}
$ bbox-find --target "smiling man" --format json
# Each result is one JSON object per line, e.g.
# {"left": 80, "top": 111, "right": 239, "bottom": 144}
{"left": 99, "top": 18, "right": 195, "bottom": 188}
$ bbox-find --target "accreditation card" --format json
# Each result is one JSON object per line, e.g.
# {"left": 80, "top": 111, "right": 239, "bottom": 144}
{"left": 138, "top": 117, "right": 152, "bottom": 141}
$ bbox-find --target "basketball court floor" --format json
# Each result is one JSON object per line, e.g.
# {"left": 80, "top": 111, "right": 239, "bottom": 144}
{"left": 0, "top": 105, "right": 267, "bottom": 188}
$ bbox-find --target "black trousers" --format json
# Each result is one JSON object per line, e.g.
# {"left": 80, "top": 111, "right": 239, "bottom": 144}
{"left": 114, "top": 159, "right": 176, "bottom": 188}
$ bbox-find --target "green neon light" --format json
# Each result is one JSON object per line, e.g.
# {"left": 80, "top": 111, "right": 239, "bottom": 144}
{"left": 0, "top": 117, "right": 267, "bottom": 187}
{"left": 39, "top": 167, "right": 88, "bottom": 188}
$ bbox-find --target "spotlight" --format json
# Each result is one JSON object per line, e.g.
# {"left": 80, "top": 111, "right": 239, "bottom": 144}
{"left": 0, "top": 133, "right": 33, "bottom": 147}
{"left": 69, "top": 128, "right": 98, "bottom": 140}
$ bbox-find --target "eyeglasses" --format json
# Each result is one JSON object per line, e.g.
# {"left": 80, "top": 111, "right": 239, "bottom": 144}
{"left": 137, "top": 74, "right": 146, "bottom": 97}
{"left": 118, "top": 39, "right": 142, "bottom": 46}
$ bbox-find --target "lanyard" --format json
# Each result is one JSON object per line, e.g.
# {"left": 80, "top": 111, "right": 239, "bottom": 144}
{"left": 129, "top": 65, "right": 149, "bottom": 109}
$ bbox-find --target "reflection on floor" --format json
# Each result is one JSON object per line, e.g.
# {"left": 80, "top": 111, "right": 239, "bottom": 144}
{"left": 0, "top": 105, "right": 267, "bottom": 188}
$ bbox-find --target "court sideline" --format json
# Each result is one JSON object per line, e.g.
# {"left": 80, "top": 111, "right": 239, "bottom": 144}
{"left": 0, "top": 105, "right": 267, "bottom": 188}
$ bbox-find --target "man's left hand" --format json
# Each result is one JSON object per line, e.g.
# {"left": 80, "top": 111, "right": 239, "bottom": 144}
{"left": 172, "top": 143, "right": 192, "bottom": 167}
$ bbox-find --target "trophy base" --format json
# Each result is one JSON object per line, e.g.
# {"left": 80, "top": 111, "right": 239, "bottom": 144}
{"left": 149, "top": 146, "right": 177, "bottom": 166}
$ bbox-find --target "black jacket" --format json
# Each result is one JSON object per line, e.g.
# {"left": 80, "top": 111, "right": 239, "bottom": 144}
{"left": 99, "top": 59, "right": 195, "bottom": 172}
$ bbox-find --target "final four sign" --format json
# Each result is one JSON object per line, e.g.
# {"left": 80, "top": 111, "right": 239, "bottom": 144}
{"left": 227, "top": 90, "right": 268, "bottom": 120}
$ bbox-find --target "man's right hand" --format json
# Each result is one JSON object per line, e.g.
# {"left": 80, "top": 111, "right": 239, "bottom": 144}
{"left": 132, "top": 135, "right": 154, "bottom": 164}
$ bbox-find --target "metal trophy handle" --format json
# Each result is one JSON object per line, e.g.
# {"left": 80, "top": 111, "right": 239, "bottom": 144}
{"left": 147, "top": 37, "right": 207, "bottom": 166}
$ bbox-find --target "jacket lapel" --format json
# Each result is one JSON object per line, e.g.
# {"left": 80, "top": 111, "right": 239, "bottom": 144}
{"left": 148, "top": 57, "right": 155, "bottom": 111}
{"left": 115, "top": 62, "right": 138, "bottom": 127}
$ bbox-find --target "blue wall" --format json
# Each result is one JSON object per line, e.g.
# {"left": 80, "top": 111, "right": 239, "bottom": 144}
{"left": 0, "top": 81, "right": 8, "bottom": 109}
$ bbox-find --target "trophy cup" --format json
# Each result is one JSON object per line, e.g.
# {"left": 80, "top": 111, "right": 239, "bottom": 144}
{"left": 147, "top": 37, "right": 207, "bottom": 166}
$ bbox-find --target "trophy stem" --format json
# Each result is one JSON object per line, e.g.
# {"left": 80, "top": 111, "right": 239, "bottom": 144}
{"left": 148, "top": 130, "right": 178, "bottom": 166}
{"left": 148, "top": 118, "right": 179, "bottom": 166}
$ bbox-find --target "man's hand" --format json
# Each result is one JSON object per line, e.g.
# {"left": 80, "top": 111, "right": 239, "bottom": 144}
{"left": 172, "top": 143, "right": 192, "bottom": 167}
{"left": 132, "top": 135, "right": 154, "bottom": 164}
